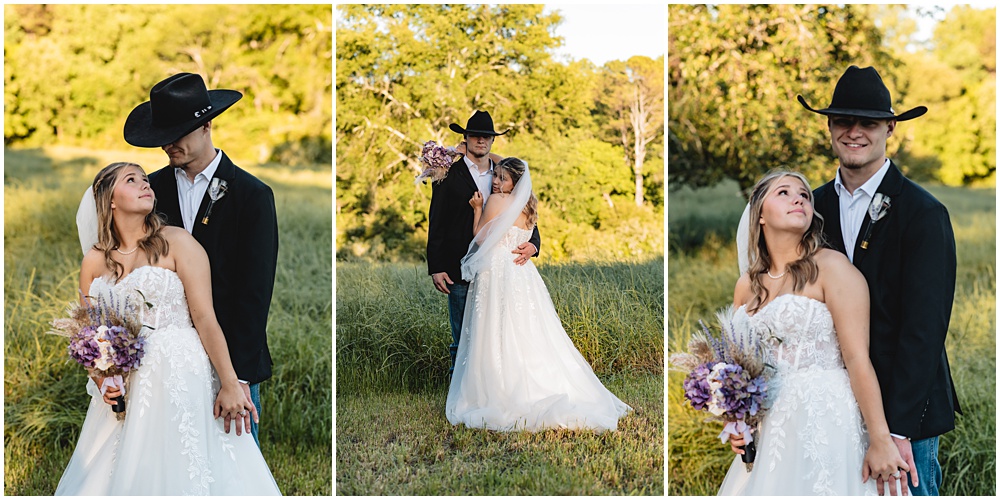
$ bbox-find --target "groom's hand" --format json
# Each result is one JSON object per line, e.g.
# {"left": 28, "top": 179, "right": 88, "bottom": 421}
{"left": 891, "top": 436, "right": 918, "bottom": 493}
{"left": 432, "top": 272, "right": 453, "bottom": 294}
{"left": 512, "top": 243, "right": 536, "bottom": 266}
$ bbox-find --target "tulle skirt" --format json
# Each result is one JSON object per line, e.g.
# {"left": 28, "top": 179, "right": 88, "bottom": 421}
{"left": 718, "top": 367, "right": 877, "bottom": 496}
{"left": 445, "top": 251, "right": 631, "bottom": 432}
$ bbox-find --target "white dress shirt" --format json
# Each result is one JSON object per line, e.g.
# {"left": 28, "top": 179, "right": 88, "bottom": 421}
{"left": 174, "top": 149, "right": 223, "bottom": 233}
{"left": 834, "top": 158, "right": 891, "bottom": 262}
{"left": 464, "top": 155, "right": 494, "bottom": 205}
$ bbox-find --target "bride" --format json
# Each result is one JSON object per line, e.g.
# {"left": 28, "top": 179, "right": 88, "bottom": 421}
{"left": 718, "top": 170, "right": 906, "bottom": 495}
{"left": 55, "top": 162, "right": 280, "bottom": 495}
{"left": 444, "top": 157, "right": 631, "bottom": 432}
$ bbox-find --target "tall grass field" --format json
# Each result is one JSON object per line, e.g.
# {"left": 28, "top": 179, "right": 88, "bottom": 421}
{"left": 667, "top": 180, "right": 996, "bottom": 496}
{"left": 336, "top": 258, "right": 665, "bottom": 494}
{"left": 4, "top": 146, "right": 332, "bottom": 495}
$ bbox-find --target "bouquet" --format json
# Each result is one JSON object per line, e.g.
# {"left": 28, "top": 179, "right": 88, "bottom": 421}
{"left": 414, "top": 140, "right": 462, "bottom": 185}
{"left": 50, "top": 287, "right": 151, "bottom": 421}
{"left": 670, "top": 305, "right": 775, "bottom": 472}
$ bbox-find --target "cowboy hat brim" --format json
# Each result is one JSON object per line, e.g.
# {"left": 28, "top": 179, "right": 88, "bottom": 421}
{"left": 124, "top": 89, "right": 242, "bottom": 148}
{"left": 797, "top": 95, "right": 927, "bottom": 122}
{"left": 449, "top": 123, "right": 509, "bottom": 136}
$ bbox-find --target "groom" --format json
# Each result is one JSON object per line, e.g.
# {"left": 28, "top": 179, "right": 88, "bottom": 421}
{"left": 426, "top": 110, "right": 540, "bottom": 373}
{"left": 802, "top": 66, "right": 960, "bottom": 495}
{"left": 123, "top": 73, "right": 280, "bottom": 445}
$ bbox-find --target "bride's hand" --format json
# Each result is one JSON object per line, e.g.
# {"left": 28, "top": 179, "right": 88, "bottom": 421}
{"left": 91, "top": 375, "right": 123, "bottom": 406}
{"left": 469, "top": 191, "right": 484, "bottom": 210}
{"left": 862, "top": 437, "right": 909, "bottom": 496}
{"left": 728, "top": 432, "right": 746, "bottom": 455}
{"left": 214, "top": 382, "right": 255, "bottom": 436}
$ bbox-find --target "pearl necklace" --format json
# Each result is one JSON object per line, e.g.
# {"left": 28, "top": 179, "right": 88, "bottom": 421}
{"left": 767, "top": 269, "right": 786, "bottom": 279}
{"left": 116, "top": 246, "right": 139, "bottom": 256}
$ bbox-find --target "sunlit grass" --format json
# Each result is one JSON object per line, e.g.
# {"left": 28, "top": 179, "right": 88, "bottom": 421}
{"left": 336, "top": 372, "right": 664, "bottom": 495}
{"left": 336, "top": 258, "right": 664, "bottom": 494}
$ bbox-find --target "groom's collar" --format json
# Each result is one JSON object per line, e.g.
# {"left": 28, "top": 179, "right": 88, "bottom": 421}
{"left": 834, "top": 158, "right": 890, "bottom": 198}
{"left": 174, "top": 148, "right": 222, "bottom": 184}
{"left": 463, "top": 154, "right": 494, "bottom": 175}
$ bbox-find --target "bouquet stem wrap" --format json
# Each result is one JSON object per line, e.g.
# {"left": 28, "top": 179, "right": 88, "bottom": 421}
{"left": 720, "top": 419, "right": 757, "bottom": 471}
{"left": 100, "top": 375, "right": 127, "bottom": 419}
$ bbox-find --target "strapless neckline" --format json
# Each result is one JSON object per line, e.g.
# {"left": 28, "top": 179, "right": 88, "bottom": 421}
{"left": 738, "top": 293, "right": 826, "bottom": 318}
{"left": 95, "top": 265, "right": 179, "bottom": 289}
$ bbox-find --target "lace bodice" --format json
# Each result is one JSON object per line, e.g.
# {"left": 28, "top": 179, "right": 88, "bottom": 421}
{"left": 90, "top": 266, "right": 193, "bottom": 333}
{"left": 498, "top": 225, "right": 533, "bottom": 252}
{"left": 737, "top": 294, "right": 844, "bottom": 373}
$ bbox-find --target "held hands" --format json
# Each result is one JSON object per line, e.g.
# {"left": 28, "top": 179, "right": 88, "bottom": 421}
{"left": 469, "top": 191, "right": 484, "bottom": 210}
{"left": 862, "top": 436, "right": 911, "bottom": 496}
{"left": 512, "top": 243, "right": 536, "bottom": 266}
{"left": 214, "top": 380, "right": 258, "bottom": 436}
{"left": 875, "top": 437, "right": 919, "bottom": 497}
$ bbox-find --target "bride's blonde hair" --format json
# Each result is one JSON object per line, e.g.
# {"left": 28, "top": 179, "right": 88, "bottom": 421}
{"left": 745, "top": 170, "right": 826, "bottom": 314}
{"left": 495, "top": 157, "right": 537, "bottom": 228}
{"left": 92, "top": 162, "right": 169, "bottom": 281}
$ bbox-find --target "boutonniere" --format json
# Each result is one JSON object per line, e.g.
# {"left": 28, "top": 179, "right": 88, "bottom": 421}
{"left": 201, "top": 178, "right": 228, "bottom": 225}
{"left": 860, "top": 193, "right": 891, "bottom": 249}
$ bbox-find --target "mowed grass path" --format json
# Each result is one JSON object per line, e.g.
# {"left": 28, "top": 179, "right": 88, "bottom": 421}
{"left": 667, "top": 180, "right": 996, "bottom": 496}
{"left": 4, "top": 146, "right": 332, "bottom": 495}
{"left": 336, "top": 259, "right": 665, "bottom": 495}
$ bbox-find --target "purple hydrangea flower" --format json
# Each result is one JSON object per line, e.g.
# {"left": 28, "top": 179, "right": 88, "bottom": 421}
{"left": 68, "top": 326, "right": 101, "bottom": 367}
{"left": 105, "top": 325, "right": 145, "bottom": 372}
{"left": 682, "top": 362, "right": 714, "bottom": 411}
{"left": 707, "top": 363, "right": 768, "bottom": 421}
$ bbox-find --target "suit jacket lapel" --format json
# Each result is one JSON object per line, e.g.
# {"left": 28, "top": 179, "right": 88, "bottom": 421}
{"left": 853, "top": 163, "right": 904, "bottom": 267}
{"left": 816, "top": 183, "right": 846, "bottom": 253}
{"left": 192, "top": 151, "right": 236, "bottom": 240}
{"left": 152, "top": 167, "right": 183, "bottom": 226}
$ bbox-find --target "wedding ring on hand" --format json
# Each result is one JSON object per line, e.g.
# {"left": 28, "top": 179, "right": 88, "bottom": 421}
{"left": 892, "top": 470, "right": 901, "bottom": 479}
{"left": 239, "top": 410, "right": 248, "bottom": 416}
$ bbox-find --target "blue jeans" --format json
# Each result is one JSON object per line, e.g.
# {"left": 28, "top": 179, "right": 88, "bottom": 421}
{"left": 249, "top": 383, "right": 261, "bottom": 447}
{"left": 908, "top": 436, "right": 941, "bottom": 496}
{"left": 447, "top": 282, "right": 470, "bottom": 373}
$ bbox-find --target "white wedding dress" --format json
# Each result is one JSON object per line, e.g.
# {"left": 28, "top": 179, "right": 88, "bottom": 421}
{"left": 445, "top": 226, "right": 631, "bottom": 432}
{"left": 718, "top": 294, "right": 876, "bottom": 496}
{"left": 55, "top": 266, "right": 280, "bottom": 495}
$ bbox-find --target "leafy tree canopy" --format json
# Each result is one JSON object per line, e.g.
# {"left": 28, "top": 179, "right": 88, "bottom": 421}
{"left": 4, "top": 4, "right": 332, "bottom": 166}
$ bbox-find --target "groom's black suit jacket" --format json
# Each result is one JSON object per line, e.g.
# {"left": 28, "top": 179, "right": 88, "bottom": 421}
{"left": 148, "top": 150, "right": 279, "bottom": 384}
{"left": 814, "top": 162, "right": 960, "bottom": 441}
{"left": 427, "top": 157, "right": 540, "bottom": 282}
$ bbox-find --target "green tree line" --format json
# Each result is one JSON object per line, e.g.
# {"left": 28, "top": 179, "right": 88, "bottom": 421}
{"left": 336, "top": 4, "right": 664, "bottom": 263}
{"left": 4, "top": 4, "right": 332, "bottom": 166}
{"left": 669, "top": 4, "right": 996, "bottom": 195}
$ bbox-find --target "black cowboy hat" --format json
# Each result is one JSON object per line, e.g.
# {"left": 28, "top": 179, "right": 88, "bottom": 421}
{"left": 797, "top": 65, "right": 926, "bottom": 121}
{"left": 449, "top": 110, "right": 509, "bottom": 136}
{"left": 123, "top": 73, "right": 242, "bottom": 148}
